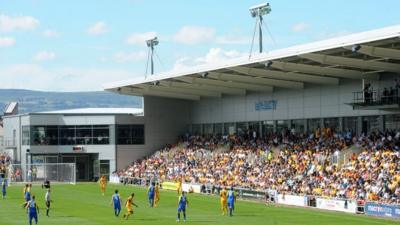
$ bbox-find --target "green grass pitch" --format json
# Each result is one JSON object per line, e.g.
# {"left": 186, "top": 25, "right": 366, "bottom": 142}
{"left": 0, "top": 183, "right": 396, "bottom": 225}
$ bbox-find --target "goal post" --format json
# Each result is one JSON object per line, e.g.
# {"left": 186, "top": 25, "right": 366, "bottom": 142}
{"left": 6, "top": 163, "right": 76, "bottom": 185}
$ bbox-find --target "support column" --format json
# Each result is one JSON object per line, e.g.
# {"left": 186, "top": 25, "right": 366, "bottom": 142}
{"left": 357, "top": 116, "right": 363, "bottom": 136}
{"left": 338, "top": 117, "right": 343, "bottom": 133}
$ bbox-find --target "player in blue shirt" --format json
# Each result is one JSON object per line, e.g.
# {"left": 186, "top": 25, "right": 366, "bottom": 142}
{"left": 1, "top": 178, "right": 6, "bottom": 199}
{"left": 22, "top": 184, "right": 32, "bottom": 208}
{"left": 148, "top": 182, "right": 155, "bottom": 207}
{"left": 227, "top": 187, "right": 236, "bottom": 217}
{"left": 110, "top": 189, "right": 122, "bottom": 217}
{"left": 176, "top": 191, "right": 189, "bottom": 222}
{"left": 26, "top": 195, "right": 39, "bottom": 225}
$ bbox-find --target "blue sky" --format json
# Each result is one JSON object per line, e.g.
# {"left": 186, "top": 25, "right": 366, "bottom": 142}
{"left": 0, "top": 0, "right": 399, "bottom": 91}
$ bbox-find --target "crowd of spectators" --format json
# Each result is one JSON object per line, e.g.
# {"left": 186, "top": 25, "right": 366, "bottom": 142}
{"left": 0, "top": 153, "right": 11, "bottom": 179}
{"left": 116, "top": 128, "right": 400, "bottom": 205}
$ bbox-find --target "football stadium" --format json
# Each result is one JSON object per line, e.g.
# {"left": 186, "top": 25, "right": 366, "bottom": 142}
{"left": 1, "top": 1, "right": 400, "bottom": 225}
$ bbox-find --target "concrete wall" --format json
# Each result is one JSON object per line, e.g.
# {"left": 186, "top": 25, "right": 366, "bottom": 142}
{"left": 115, "top": 115, "right": 146, "bottom": 170}
{"left": 190, "top": 74, "right": 399, "bottom": 124}
{"left": 0, "top": 123, "right": 4, "bottom": 152}
{"left": 114, "top": 96, "right": 191, "bottom": 170}
{"left": 2, "top": 115, "right": 24, "bottom": 163}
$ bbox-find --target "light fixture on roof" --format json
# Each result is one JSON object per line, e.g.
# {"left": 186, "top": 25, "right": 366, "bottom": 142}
{"left": 146, "top": 37, "right": 159, "bottom": 77}
{"left": 152, "top": 80, "right": 160, "bottom": 86}
{"left": 117, "top": 87, "right": 121, "bottom": 92}
{"left": 249, "top": 2, "right": 271, "bottom": 18}
{"left": 352, "top": 44, "right": 361, "bottom": 52}
{"left": 200, "top": 72, "right": 209, "bottom": 78}
{"left": 264, "top": 60, "right": 273, "bottom": 68}
{"left": 248, "top": 3, "right": 272, "bottom": 55}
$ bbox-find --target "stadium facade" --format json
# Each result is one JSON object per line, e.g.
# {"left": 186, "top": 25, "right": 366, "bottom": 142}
{"left": 3, "top": 25, "right": 400, "bottom": 181}
{"left": 104, "top": 25, "right": 400, "bottom": 145}
{"left": 2, "top": 107, "right": 178, "bottom": 181}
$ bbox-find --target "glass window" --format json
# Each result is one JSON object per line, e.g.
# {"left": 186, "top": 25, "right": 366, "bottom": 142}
{"left": 214, "top": 123, "right": 223, "bottom": 136}
{"left": 93, "top": 125, "right": 110, "bottom": 145}
{"left": 46, "top": 126, "right": 59, "bottom": 145}
{"left": 262, "top": 121, "right": 274, "bottom": 136}
{"left": 100, "top": 160, "right": 110, "bottom": 177}
{"left": 308, "top": 119, "right": 321, "bottom": 133}
{"left": 75, "top": 125, "right": 92, "bottom": 145}
{"left": 248, "top": 121, "right": 260, "bottom": 134}
{"left": 224, "top": 123, "right": 235, "bottom": 135}
{"left": 28, "top": 125, "right": 110, "bottom": 146}
{"left": 236, "top": 122, "right": 248, "bottom": 137}
{"left": 117, "top": 125, "right": 144, "bottom": 145}
{"left": 31, "top": 126, "right": 47, "bottom": 145}
{"left": 186, "top": 124, "right": 192, "bottom": 134}
{"left": 131, "top": 125, "right": 144, "bottom": 144}
{"left": 60, "top": 126, "right": 75, "bottom": 145}
{"left": 385, "top": 114, "right": 400, "bottom": 130}
{"left": 362, "top": 116, "right": 380, "bottom": 134}
{"left": 203, "top": 124, "right": 213, "bottom": 135}
{"left": 291, "top": 119, "right": 305, "bottom": 134}
{"left": 276, "top": 120, "right": 289, "bottom": 133}
{"left": 192, "top": 124, "right": 202, "bottom": 135}
{"left": 324, "top": 118, "right": 339, "bottom": 132}
{"left": 32, "top": 155, "right": 44, "bottom": 164}
{"left": 22, "top": 126, "right": 30, "bottom": 145}
{"left": 117, "top": 125, "right": 131, "bottom": 144}
{"left": 343, "top": 117, "right": 357, "bottom": 133}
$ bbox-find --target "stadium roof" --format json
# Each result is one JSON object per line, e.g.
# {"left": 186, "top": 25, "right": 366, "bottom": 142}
{"left": 38, "top": 108, "right": 143, "bottom": 115}
{"left": 2, "top": 108, "right": 143, "bottom": 118}
{"left": 104, "top": 25, "right": 400, "bottom": 101}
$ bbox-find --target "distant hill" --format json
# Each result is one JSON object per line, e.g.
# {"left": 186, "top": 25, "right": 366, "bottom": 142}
{"left": 0, "top": 89, "right": 142, "bottom": 114}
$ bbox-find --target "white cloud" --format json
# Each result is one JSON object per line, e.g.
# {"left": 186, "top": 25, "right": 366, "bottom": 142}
{"left": 87, "top": 21, "right": 109, "bottom": 35}
{"left": 125, "top": 32, "right": 157, "bottom": 45}
{"left": 0, "top": 64, "right": 137, "bottom": 91}
{"left": 112, "top": 51, "right": 147, "bottom": 63}
{"left": 33, "top": 51, "right": 56, "bottom": 61}
{"left": 0, "top": 14, "right": 39, "bottom": 32}
{"left": 42, "top": 29, "right": 59, "bottom": 38}
{"left": 173, "top": 48, "right": 246, "bottom": 71}
{"left": 195, "top": 48, "right": 245, "bottom": 64}
{"left": 173, "top": 26, "right": 215, "bottom": 45}
{"left": 292, "top": 22, "right": 309, "bottom": 32}
{"left": 0, "top": 36, "right": 16, "bottom": 47}
{"left": 215, "top": 35, "right": 251, "bottom": 45}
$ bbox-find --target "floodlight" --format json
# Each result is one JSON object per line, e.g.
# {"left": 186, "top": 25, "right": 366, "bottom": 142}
{"left": 146, "top": 37, "right": 159, "bottom": 47}
{"left": 146, "top": 36, "right": 159, "bottom": 76}
{"left": 152, "top": 80, "right": 160, "bottom": 86}
{"left": 248, "top": 3, "right": 271, "bottom": 54}
{"left": 249, "top": 3, "right": 271, "bottom": 18}
{"left": 352, "top": 44, "right": 361, "bottom": 52}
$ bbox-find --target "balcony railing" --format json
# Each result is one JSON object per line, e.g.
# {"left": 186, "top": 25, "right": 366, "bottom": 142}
{"left": 352, "top": 88, "right": 400, "bottom": 107}
{"left": 1, "top": 138, "right": 18, "bottom": 148}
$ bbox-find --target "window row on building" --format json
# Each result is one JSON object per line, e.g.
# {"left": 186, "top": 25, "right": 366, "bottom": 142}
{"left": 116, "top": 125, "right": 145, "bottom": 145}
{"left": 22, "top": 124, "right": 145, "bottom": 146}
{"left": 188, "top": 114, "right": 400, "bottom": 136}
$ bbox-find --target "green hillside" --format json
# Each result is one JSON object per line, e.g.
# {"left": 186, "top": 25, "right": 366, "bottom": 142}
{"left": 0, "top": 89, "right": 142, "bottom": 114}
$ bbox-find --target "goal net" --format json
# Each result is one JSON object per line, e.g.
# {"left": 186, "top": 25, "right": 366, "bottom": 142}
{"left": 6, "top": 163, "right": 76, "bottom": 185}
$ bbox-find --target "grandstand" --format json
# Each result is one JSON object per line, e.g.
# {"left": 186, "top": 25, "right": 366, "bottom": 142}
{"left": 104, "top": 24, "right": 400, "bottom": 219}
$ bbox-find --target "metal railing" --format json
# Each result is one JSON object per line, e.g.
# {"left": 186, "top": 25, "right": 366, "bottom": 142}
{"left": 352, "top": 88, "right": 400, "bottom": 106}
{"left": 1, "top": 138, "right": 18, "bottom": 147}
